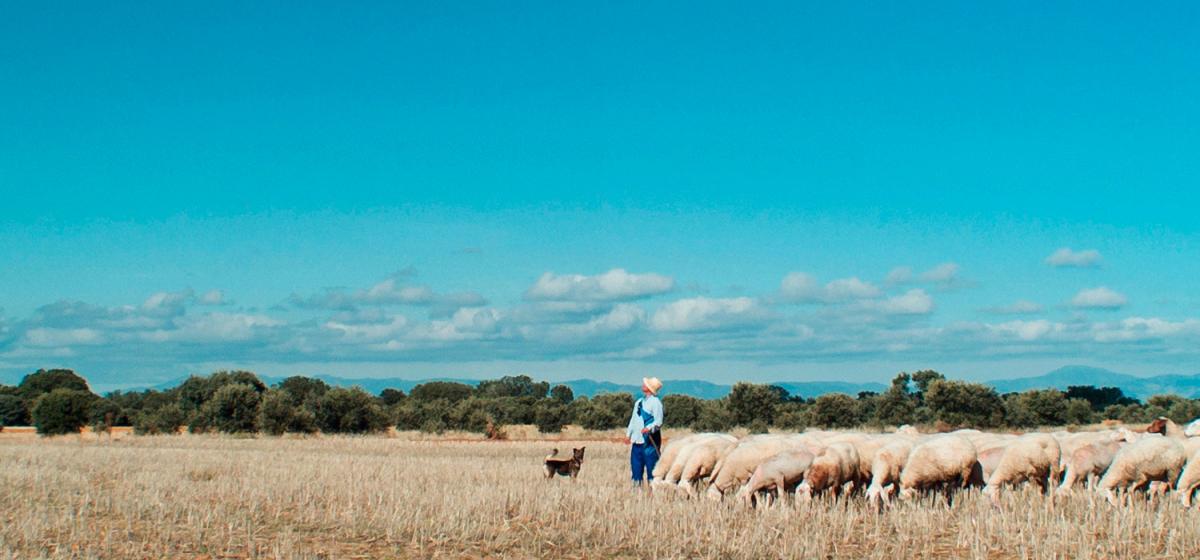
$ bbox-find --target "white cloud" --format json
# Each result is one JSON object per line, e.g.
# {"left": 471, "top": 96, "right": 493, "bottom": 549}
{"left": 525, "top": 268, "right": 674, "bottom": 302}
{"left": 1045, "top": 247, "right": 1102, "bottom": 268}
{"left": 1071, "top": 287, "right": 1127, "bottom": 310}
{"left": 198, "top": 290, "right": 227, "bottom": 305}
{"left": 872, "top": 289, "right": 935, "bottom": 315}
{"left": 1092, "top": 317, "right": 1200, "bottom": 343}
{"left": 650, "top": 297, "right": 769, "bottom": 332}
{"left": 141, "top": 289, "right": 193, "bottom": 317}
{"left": 359, "top": 279, "right": 434, "bottom": 304}
{"left": 983, "top": 300, "right": 1043, "bottom": 315}
{"left": 23, "top": 327, "right": 106, "bottom": 347}
{"left": 885, "top": 266, "right": 913, "bottom": 285}
{"left": 779, "top": 273, "right": 880, "bottom": 303}
{"left": 324, "top": 315, "right": 409, "bottom": 342}
{"left": 555, "top": 304, "right": 646, "bottom": 339}
{"left": 920, "top": 263, "right": 959, "bottom": 284}
{"left": 150, "top": 312, "right": 283, "bottom": 343}
{"left": 988, "top": 319, "right": 1059, "bottom": 341}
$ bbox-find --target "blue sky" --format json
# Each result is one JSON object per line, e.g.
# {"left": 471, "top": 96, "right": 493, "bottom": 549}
{"left": 3, "top": 2, "right": 1200, "bottom": 391}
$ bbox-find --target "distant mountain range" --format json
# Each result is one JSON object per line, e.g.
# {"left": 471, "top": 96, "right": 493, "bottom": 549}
{"left": 135, "top": 365, "right": 1200, "bottom": 401}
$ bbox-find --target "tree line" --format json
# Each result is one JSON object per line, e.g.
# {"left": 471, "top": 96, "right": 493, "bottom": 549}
{"left": 2, "top": 368, "right": 1198, "bottom": 437}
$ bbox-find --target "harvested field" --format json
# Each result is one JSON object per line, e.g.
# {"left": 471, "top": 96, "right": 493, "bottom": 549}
{"left": 2, "top": 433, "right": 1198, "bottom": 559}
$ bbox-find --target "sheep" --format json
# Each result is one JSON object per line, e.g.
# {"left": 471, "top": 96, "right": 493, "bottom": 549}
{"left": 651, "top": 433, "right": 733, "bottom": 490}
{"left": 1096, "top": 435, "right": 1187, "bottom": 506}
{"left": 898, "top": 434, "right": 983, "bottom": 505}
{"left": 1056, "top": 434, "right": 1124, "bottom": 494}
{"left": 676, "top": 435, "right": 739, "bottom": 496}
{"left": 1177, "top": 450, "right": 1200, "bottom": 507}
{"left": 864, "top": 438, "right": 915, "bottom": 508}
{"left": 735, "top": 449, "right": 816, "bottom": 507}
{"left": 705, "top": 434, "right": 822, "bottom": 500}
{"left": 1186, "top": 419, "right": 1200, "bottom": 437}
{"left": 976, "top": 443, "right": 1009, "bottom": 482}
{"left": 796, "top": 442, "right": 860, "bottom": 502}
{"left": 981, "top": 433, "right": 1061, "bottom": 506}
{"left": 650, "top": 433, "right": 710, "bottom": 483}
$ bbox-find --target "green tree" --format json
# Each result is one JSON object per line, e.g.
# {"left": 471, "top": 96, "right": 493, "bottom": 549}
{"left": 133, "top": 403, "right": 187, "bottom": 435}
{"left": 774, "top": 401, "right": 810, "bottom": 430}
{"left": 447, "top": 398, "right": 493, "bottom": 433}
{"left": 691, "top": 399, "right": 735, "bottom": 432}
{"left": 662, "top": 394, "right": 702, "bottom": 428}
{"left": 810, "top": 393, "right": 861, "bottom": 428}
{"left": 549, "top": 384, "right": 574, "bottom": 404}
{"left": 1167, "top": 399, "right": 1200, "bottom": 425}
{"left": 874, "top": 373, "right": 916, "bottom": 426}
{"left": 31, "top": 388, "right": 94, "bottom": 435}
{"left": 1065, "top": 385, "right": 1138, "bottom": 410}
{"left": 476, "top": 375, "right": 549, "bottom": 399}
{"left": 1063, "top": 398, "right": 1095, "bottom": 425}
{"left": 409, "top": 381, "right": 474, "bottom": 403}
{"left": 0, "top": 394, "right": 30, "bottom": 427}
{"left": 277, "top": 376, "right": 331, "bottom": 404}
{"left": 18, "top": 369, "right": 90, "bottom": 401}
{"left": 379, "top": 388, "right": 406, "bottom": 406}
{"left": 198, "top": 383, "right": 262, "bottom": 433}
{"left": 925, "top": 379, "right": 1005, "bottom": 428}
{"left": 727, "top": 382, "right": 783, "bottom": 426}
{"left": 534, "top": 399, "right": 570, "bottom": 433}
{"left": 316, "top": 387, "right": 390, "bottom": 434}
{"left": 573, "top": 393, "right": 632, "bottom": 430}
{"left": 911, "top": 370, "right": 945, "bottom": 402}
{"left": 88, "top": 398, "right": 122, "bottom": 434}
{"left": 258, "top": 389, "right": 316, "bottom": 435}
{"left": 1004, "top": 389, "right": 1067, "bottom": 427}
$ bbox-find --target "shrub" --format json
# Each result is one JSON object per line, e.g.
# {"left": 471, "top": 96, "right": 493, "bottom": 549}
{"left": 925, "top": 380, "right": 1005, "bottom": 428}
{"left": 257, "top": 390, "right": 291, "bottom": 436}
{"left": 810, "top": 393, "right": 861, "bottom": 429}
{"left": 0, "top": 394, "right": 29, "bottom": 427}
{"left": 533, "top": 399, "right": 569, "bottom": 434}
{"left": 691, "top": 399, "right": 735, "bottom": 432}
{"left": 409, "top": 381, "right": 474, "bottom": 403}
{"left": 1063, "top": 398, "right": 1095, "bottom": 425}
{"left": 31, "top": 388, "right": 94, "bottom": 435}
{"left": 198, "top": 383, "right": 262, "bottom": 434}
{"left": 18, "top": 369, "right": 90, "bottom": 400}
{"left": 316, "top": 387, "right": 390, "bottom": 434}
{"left": 88, "top": 399, "right": 122, "bottom": 434}
{"left": 662, "top": 394, "right": 702, "bottom": 428}
{"left": 133, "top": 403, "right": 187, "bottom": 435}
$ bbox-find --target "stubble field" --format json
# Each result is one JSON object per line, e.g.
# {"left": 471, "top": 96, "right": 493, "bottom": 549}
{"left": 2, "top": 431, "right": 1198, "bottom": 559}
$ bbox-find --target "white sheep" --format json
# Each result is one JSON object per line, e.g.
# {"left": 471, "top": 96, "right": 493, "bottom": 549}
{"left": 1096, "top": 435, "right": 1187, "bottom": 506}
{"left": 1177, "top": 450, "right": 1200, "bottom": 507}
{"left": 654, "top": 433, "right": 733, "bottom": 487}
{"left": 650, "top": 433, "right": 707, "bottom": 483}
{"left": 976, "top": 443, "right": 1008, "bottom": 482}
{"left": 981, "top": 433, "right": 1061, "bottom": 506}
{"left": 676, "top": 435, "right": 739, "bottom": 496}
{"left": 898, "top": 434, "right": 983, "bottom": 505}
{"left": 864, "top": 438, "right": 915, "bottom": 508}
{"left": 796, "top": 442, "right": 860, "bottom": 502}
{"left": 736, "top": 449, "right": 816, "bottom": 506}
{"left": 1056, "top": 435, "right": 1124, "bottom": 494}
{"left": 705, "top": 434, "right": 821, "bottom": 500}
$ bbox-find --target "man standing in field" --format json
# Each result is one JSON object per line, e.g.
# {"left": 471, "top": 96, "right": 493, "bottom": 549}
{"left": 626, "top": 377, "right": 664, "bottom": 487}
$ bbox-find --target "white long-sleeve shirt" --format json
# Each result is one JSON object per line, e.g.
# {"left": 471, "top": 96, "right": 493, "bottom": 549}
{"left": 626, "top": 395, "right": 663, "bottom": 444}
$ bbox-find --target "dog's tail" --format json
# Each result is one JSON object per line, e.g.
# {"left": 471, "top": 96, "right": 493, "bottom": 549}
{"left": 545, "top": 448, "right": 559, "bottom": 460}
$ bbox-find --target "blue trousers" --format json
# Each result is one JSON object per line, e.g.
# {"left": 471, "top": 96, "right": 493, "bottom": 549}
{"left": 631, "top": 433, "right": 662, "bottom": 483}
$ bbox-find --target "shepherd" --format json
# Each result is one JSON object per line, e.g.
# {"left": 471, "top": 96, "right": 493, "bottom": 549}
{"left": 626, "top": 376, "right": 664, "bottom": 488}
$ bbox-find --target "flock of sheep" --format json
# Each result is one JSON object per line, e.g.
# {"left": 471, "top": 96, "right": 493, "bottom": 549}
{"left": 647, "top": 417, "right": 1200, "bottom": 508}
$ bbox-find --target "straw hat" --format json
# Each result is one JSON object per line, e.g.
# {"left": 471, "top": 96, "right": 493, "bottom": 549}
{"left": 642, "top": 377, "right": 663, "bottom": 395}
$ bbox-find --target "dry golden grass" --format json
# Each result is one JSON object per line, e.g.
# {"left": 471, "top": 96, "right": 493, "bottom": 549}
{"left": 2, "top": 431, "right": 1198, "bottom": 559}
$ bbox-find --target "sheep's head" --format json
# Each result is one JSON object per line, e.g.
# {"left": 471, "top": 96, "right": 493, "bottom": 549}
{"left": 805, "top": 463, "right": 834, "bottom": 491}
{"left": 795, "top": 481, "right": 813, "bottom": 502}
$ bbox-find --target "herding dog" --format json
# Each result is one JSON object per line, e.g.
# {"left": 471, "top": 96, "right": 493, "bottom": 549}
{"left": 544, "top": 447, "right": 586, "bottom": 479}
